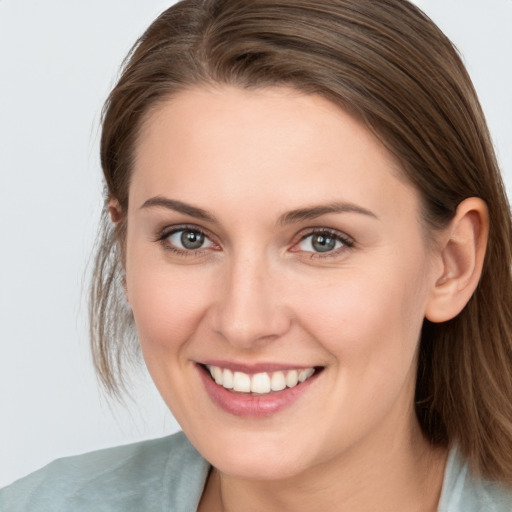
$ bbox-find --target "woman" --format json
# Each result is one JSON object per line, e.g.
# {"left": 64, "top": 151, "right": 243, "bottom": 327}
{"left": 2, "top": 0, "right": 512, "bottom": 510}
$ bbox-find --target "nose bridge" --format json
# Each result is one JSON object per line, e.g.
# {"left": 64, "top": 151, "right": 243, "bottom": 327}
{"left": 214, "top": 246, "right": 290, "bottom": 348}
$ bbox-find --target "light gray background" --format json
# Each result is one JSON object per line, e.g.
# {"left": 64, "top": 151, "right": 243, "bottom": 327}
{"left": 1, "top": 0, "right": 511, "bottom": 487}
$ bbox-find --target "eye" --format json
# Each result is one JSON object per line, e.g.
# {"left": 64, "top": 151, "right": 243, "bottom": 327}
{"left": 295, "top": 230, "right": 353, "bottom": 255}
{"left": 160, "top": 227, "right": 216, "bottom": 253}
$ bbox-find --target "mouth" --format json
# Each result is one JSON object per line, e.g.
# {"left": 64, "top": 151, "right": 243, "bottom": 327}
{"left": 203, "top": 364, "right": 320, "bottom": 395}
{"left": 197, "top": 362, "right": 323, "bottom": 417}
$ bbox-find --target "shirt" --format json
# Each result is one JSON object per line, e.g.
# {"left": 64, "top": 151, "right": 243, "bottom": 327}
{"left": 1, "top": 431, "right": 511, "bottom": 511}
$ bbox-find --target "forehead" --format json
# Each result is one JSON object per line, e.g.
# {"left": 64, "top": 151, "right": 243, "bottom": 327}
{"left": 130, "top": 86, "right": 420, "bottom": 225}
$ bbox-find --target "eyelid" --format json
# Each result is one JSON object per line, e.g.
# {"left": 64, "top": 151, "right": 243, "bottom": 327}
{"left": 291, "top": 227, "right": 355, "bottom": 257}
{"left": 153, "top": 224, "right": 354, "bottom": 259}
{"left": 155, "top": 224, "right": 220, "bottom": 255}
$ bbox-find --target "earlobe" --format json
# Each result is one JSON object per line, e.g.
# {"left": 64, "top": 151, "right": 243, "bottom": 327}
{"left": 108, "top": 197, "right": 123, "bottom": 225}
{"left": 425, "top": 197, "right": 489, "bottom": 323}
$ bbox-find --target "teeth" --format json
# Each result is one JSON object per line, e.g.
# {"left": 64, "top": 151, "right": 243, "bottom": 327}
{"left": 271, "top": 371, "right": 286, "bottom": 391}
{"left": 213, "top": 366, "right": 223, "bottom": 385}
{"left": 286, "top": 370, "right": 298, "bottom": 388}
{"left": 251, "top": 372, "right": 271, "bottom": 393}
{"left": 206, "top": 365, "right": 316, "bottom": 394}
{"left": 233, "top": 371, "right": 251, "bottom": 392}
{"left": 222, "top": 368, "right": 234, "bottom": 389}
{"left": 298, "top": 368, "right": 315, "bottom": 382}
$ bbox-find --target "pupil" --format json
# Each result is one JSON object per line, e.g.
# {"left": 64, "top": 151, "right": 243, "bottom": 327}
{"left": 312, "top": 234, "right": 335, "bottom": 252}
{"left": 181, "top": 230, "right": 204, "bottom": 249}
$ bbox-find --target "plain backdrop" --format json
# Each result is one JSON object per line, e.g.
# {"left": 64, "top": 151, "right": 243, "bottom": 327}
{"left": 1, "top": 0, "right": 511, "bottom": 487}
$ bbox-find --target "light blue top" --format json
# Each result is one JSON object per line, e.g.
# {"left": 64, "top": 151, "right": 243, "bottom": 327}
{"left": 1, "top": 431, "right": 511, "bottom": 511}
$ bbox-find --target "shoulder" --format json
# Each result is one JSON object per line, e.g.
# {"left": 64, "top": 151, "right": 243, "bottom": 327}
{"left": 438, "top": 447, "right": 512, "bottom": 512}
{"left": 0, "top": 431, "right": 210, "bottom": 512}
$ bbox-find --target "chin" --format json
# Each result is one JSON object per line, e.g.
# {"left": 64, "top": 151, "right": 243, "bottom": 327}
{"left": 193, "top": 428, "right": 318, "bottom": 481}
{"left": 214, "top": 452, "right": 307, "bottom": 481}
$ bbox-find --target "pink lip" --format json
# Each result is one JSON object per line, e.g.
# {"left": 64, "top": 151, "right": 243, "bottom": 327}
{"left": 197, "top": 364, "right": 320, "bottom": 418}
{"left": 200, "top": 359, "right": 315, "bottom": 374}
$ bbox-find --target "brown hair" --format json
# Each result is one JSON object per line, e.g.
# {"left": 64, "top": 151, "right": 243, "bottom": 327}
{"left": 91, "top": 0, "right": 512, "bottom": 484}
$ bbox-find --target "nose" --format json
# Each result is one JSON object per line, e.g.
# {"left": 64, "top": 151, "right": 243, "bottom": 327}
{"left": 211, "top": 250, "right": 292, "bottom": 349}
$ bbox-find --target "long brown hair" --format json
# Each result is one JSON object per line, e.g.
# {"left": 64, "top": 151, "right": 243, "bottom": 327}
{"left": 91, "top": 0, "right": 512, "bottom": 484}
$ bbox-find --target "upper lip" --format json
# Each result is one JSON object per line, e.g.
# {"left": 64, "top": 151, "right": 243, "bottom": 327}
{"left": 199, "top": 360, "right": 321, "bottom": 374}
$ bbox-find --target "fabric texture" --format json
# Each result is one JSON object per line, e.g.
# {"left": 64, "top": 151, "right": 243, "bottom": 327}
{"left": 0, "top": 431, "right": 209, "bottom": 512}
{"left": 1, "top": 431, "right": 511, "bottom": 511}
{"left": 438, "top": 447, "right": 512, "bottom": 511}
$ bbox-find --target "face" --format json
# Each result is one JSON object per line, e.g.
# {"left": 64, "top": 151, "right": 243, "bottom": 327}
{"left": 125, "top": 86, "right": 440, "bottom": 480}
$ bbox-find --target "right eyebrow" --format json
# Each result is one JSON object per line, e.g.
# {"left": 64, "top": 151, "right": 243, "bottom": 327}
{"left": 140, "top": 196, "right": 218, "bottom": 223}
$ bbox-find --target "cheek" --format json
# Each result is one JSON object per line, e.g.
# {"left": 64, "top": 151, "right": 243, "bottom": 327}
{"left": 125, "top": 255, "right": 214, "bottom": 355}
{"left": 292, "top": 258, "right": 430, "bottom": 372}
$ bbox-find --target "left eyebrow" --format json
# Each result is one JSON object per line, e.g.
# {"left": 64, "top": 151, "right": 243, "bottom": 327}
{"left": 277, "top": 202, "right": 378, "bottom": 226}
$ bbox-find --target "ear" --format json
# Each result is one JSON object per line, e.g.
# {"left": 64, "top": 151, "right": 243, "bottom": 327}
{"left": 107, "top": 197, "right": 130, "bottom": 302}
{"left": 425, "top": 197, "right": 489, "bottom": 323}
{"left": 108, "top": 197, "right": 123, "bottom": 225}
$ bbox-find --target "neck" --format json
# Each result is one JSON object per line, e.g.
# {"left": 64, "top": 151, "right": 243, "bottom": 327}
{"left": 199, "top": 421, "right": 448, "bottom": 512}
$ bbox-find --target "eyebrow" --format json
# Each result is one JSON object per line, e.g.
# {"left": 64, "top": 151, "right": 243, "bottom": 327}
{"left": 140, "top": 196, "right": 377, "bottom": 225}
{"left": 277, "top": 202, "right": 378, "bottom": 226}
{"left": 140, "top": 196, "right": 218, "bottom": 223}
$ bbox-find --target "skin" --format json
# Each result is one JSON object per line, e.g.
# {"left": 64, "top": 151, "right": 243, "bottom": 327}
{"left": 119, "top": 86, "right": 487, "bottom": 511}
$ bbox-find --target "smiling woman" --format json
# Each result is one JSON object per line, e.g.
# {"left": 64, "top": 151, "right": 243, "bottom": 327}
{"left": 2, "top": 1, "right": 512, "bottom": 511}
{"left": 123, "top": 88, "right": 453, "bottom": 492}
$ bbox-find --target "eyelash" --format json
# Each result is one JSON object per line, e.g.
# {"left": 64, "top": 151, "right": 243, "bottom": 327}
{"left": 155, "top": 224, "right": 218, "bottom": 257}
{"left": 294, "top": 228, "right": 354, "bottom": 259}
{"left": 155, "top": 225, "right": 354, "bottom": 259}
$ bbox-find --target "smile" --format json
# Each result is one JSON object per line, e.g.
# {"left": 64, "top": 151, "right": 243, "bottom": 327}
{"left": 206, "top": 365, "right": 316, "bottom": 394}
{"left": 198, "top": 362, "right": 323, "bottom": 417}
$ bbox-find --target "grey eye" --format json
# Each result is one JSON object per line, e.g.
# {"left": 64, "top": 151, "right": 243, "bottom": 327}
{"left": 298, "top": 232, "right": 343, "bottom": 253}
{"left": 181, "top": 230, "right": 204, "bottom": 249}
{"left": 168, "top": 229, "right": 213, "bottom": 250}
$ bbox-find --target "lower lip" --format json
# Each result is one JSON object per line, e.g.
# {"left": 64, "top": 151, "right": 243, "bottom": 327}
{"left": 197, "top": 366, "right": 319, "bottom": 418}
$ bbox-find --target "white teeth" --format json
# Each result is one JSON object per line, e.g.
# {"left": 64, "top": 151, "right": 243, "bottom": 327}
{"left": 213, "top": 366, "right": 223, "bottom": 385}
{"left": 286, "top": 370, "right": 298, "bottom": 388}
{"left": 251, "top": 372, "right": 271, "bottom": 393}
{"left": 233, "top": 371, "right": 251, "bottom": 392}
{"left": 222, "top": 368, "right": 234, "bottom": 389}
{"left": 207, "top": 365, "right": 316, "bottom": 394}
{"left": 298, "top": 368, "right": 315, "bottom": 382}
{"left": 271, "top": 371, "right": 286, "bottom": 391}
